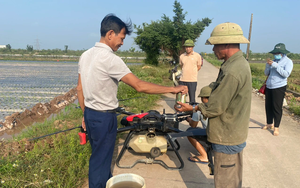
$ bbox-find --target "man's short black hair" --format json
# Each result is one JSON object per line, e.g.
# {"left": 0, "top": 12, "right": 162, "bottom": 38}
{"left": 100, "top": 14, "right": 133, "bottom": 37}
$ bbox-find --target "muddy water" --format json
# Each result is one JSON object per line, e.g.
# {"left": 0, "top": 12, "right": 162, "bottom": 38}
{"left": 0, "top": 61, "right": 140, "bottom": 140}
{"left": 0, "top": 60, "right": 78, "bottom": 122}
{"left": 0, "top": 112, "right": 55, "bottom": 140}
{"left": 0, "top": 98, "right": 80, "bottom": 140}
{"left": 0, "top": 60, "right": 78, "bottom": 139}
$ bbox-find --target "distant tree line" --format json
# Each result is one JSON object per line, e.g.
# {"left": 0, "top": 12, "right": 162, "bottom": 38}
{"left": 0, "top": 45, "right": 85, "bottom": 56}
{"left": 0, "top": 44, "right": 146, "bottom": 59}
{"left": 203, "top": 51, "right": 300, "bottom": 61}
{"left": 1, "top": 43, "right": 299, "bottom": 62}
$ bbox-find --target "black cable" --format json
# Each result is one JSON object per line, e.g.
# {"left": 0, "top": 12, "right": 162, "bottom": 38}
{"left": 28, "top": 125, "right": 81, "bottom": 141}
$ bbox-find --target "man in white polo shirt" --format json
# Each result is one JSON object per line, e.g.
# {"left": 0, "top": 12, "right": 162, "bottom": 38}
{"left": 77, "top": 14, "right": 188, "bottom": 188}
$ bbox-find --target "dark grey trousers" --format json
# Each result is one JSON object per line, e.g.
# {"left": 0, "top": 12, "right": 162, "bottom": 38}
{"left": 179, "top": 81, "right": 197, "bottom": 103}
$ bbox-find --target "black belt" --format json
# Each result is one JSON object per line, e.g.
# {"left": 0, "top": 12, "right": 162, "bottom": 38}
{"left": 86, "top": 107, "right": 117, "bottom": 113}
{"left": 97, "top": 109, "right": 116, "bottom": 113}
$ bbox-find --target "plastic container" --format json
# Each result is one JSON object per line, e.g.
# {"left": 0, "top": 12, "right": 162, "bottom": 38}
{"left": 106, "top": 173, "right": 145, "bottom": 188}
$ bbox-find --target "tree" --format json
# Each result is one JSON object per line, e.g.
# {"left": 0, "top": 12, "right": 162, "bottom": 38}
{"left": 6, "top": 44, "right": 11, "bottom": 52}
{"left": 135, "top": 21, "right": 163, "bottom": 65}
{"left": 64, "top": 45, "right": 68, "bottom": 53}
{"left": 129, "top": 47, "right": 135, "bottom": 53}
{"left": 27, "top": 45, "right": 33, "bottom": 52}
{"left": 134, "top": 0, "right": 211, "bottom": 65}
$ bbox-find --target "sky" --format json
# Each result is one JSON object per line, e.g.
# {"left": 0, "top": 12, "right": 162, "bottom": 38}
{"left": 1, "top": 0, "right": 300, "bottom": 54}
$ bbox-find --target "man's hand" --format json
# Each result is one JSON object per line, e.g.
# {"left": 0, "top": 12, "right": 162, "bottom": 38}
{"left": 174, "top": 101, "right": 193, "bottom": 112}
{"left": 172, "top": 85, "right": 188, "bottom": 94}
{"left": 122, "top": 73, "right": 188, "bottom": 94}
{"left": 267, "top": 58, "right": 273, "bottom": 65}
{"left": 81, "top": 117, "right": 86, "bottom": 131}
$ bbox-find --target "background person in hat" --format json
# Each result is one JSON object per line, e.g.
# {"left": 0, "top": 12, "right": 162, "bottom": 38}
{"left": 186, "top": 85, "right": 212, "bottom": 163}
{"left": 262, "top": 43, "right": 293, "bottom": 136}
{"left": 179, "top": 39, "right": 203, "bottom": 103}
{"left": 175, "top": 22, "right": 252, "bottom": 188}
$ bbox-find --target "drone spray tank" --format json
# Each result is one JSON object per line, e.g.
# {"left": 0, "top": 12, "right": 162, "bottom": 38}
{"left": 128, "top": 129, "right": 168, "bottom": 158}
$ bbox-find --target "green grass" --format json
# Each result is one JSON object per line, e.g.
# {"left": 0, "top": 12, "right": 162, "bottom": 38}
{"left": 249, "top": 63, "right": 300, "bottom": 92}
{"left": 0, "top": 104, "right": 89, "bottom": 187}
{"left": 203, "top": 55, "right": 222, "bottom": 68}
{"left": 0, "top": 63, "right": 174, "bottom": 187}
{"left": 250, "top": 62, "right": 300, "bottom": 116}
{"left": 205, "top": 55, "right": 300, "bottom": 92}
{"left": 204, "top": 55, "right": 300, "bottom": 116}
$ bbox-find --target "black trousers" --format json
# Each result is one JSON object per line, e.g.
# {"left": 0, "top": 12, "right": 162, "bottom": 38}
{"left": 265, "top": 85, "right": 286, "bottom": 128}
{"left": 179, "top": 81, "right": 197, "bottom": 103}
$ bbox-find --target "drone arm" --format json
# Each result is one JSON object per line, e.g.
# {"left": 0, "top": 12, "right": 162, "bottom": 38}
{"left": 166, "top": 126, "right": 182, "bottom": 133}
{"left": 117, "top": 126, "right": 135, "bottom": 133}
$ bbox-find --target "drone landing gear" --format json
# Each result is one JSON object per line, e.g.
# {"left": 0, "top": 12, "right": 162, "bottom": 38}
{"left": 116, "top": 131, "right": 184, "bottom": 170}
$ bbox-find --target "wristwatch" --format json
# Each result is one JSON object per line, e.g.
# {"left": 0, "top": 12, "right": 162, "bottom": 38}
{"left": 192, "top": 105, "right": 196, "bottom": 113}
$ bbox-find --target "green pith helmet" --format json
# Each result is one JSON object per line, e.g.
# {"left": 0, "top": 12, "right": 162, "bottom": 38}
{"left": 269, "top": 43, "right": 290, "bottom": 54}
{"left": 198, "top": 86, "right": 212, "bottom": 98}
{"left": 183, "top": 39, "right": 195, "bottom": 47}
{"left": 205, "top": 22, "right": 250, "bottom": 45}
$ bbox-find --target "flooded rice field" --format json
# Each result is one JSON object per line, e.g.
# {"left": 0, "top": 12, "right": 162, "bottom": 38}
{"left": 0, "top": 60, "right": 78, "bottom": 123}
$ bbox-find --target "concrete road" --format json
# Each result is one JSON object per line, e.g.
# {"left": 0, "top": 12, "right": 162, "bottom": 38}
{"left": 111, "top": 60, "right": 300, "bottom": 188}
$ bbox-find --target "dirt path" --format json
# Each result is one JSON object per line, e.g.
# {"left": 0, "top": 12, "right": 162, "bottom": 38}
{"left": 111, "top": 60, "right": 300, "bottom": 188}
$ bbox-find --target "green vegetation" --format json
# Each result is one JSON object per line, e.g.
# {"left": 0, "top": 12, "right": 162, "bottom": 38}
{"left": 202, "top": 54, "right": 222, "bottom": 68}
{"left": 245, "top": 62, "right": 300, "bottom": 93}
{"left": 250, "top": 62, "right": 300, "bottom": 116}
{"left": 135, "top": 0, "right": 211, "bottom": 65}
{"left": 0, "top": 63, "right": 174, "bottom": 187}
{"left": 204, "top": 54, "right": 300, "bottom": 116}
{"left": 0, "top": 105, "right": 88, "bottom": 187}
{"left": 0, "top": 47, "right": 84, "bottom": 56}
{"left": 247, "top": 50, "right": 300, "bottom": 61}
{"left": 202, "top": 52, "right": 300, "bottom": 63}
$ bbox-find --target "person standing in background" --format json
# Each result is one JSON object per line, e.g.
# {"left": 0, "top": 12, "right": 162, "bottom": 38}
{"left": 179, "top": 39, "right": 202, "bottom": 103}
{"left": 262, "top": 43, "right": 293, "bottom": 136}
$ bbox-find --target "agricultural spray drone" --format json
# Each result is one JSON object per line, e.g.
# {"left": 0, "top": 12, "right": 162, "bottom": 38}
{"left": 28, "top": 105, "right": 213, "bottom": 173}
{"left": 115, "top": 107, "right": 213, "bottom": 173}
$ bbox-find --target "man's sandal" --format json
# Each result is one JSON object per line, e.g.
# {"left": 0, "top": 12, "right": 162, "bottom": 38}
{"left": 262, "top": 124, "right": 274, "bottom": 130}
{"left": 188, "top": 156, "right": 208, "bottom": 164}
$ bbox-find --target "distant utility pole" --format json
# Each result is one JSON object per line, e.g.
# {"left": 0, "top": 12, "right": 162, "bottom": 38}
{"left": 246, "top": 13, "right": 253, "bottom": 61}
{"left": 35, "top": 38, "right": 40, "bottom": 51}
